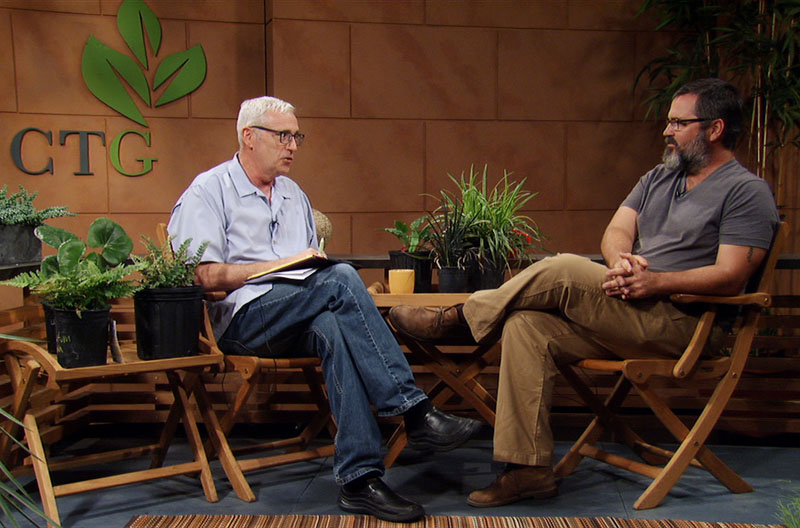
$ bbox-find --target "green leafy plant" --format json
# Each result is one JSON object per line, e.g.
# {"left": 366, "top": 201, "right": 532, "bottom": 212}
{"left": 778, "top": 488, "right": 800, "bottom": 528}
{"left": 81, "top": 0, "right": 207, "bottom": 127}
{"left": 445, "top": 165, "right": 546, "bottom": 271}
{"left": 0, "top": 185, "right": 75, "bottom": 226}
{"left": 426, "top": 193, "right": 479, "bottom": 269}
{"left": 634, "top": 0, "right": 800, "bottom": 199}
{"left": 133, "top": 235, "right": 208, "bottom": 289}
{"left": 0, "top": 407, "right": 60, "bottom": 527}
{"left": 381, "top": 216, "right": 431, "bottom": 253}
{"left": 2, "top": 218, "right": 143, "bottom": 313}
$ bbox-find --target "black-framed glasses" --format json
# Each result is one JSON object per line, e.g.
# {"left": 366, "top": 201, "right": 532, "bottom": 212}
{"left": 664, "top": 117, "right": 716, "bottom": 130}
{"left": 250, "top": 125, "right": 305, "bottom": 146}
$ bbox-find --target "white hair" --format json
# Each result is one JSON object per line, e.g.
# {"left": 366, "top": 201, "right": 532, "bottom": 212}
{"left": 236, "top": 96, "right": 296, "bottom": 146}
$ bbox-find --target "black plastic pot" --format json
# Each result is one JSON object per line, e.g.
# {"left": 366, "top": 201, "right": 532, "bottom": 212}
{"left": 134, "top": 285, "right": 204, "bottom": 360}
{"left": 0, "top": 224, "right": 41, "bottom": 266}
{"left": 42, "top": 303, "right": 57, "bottom": 355}
{"left": 438, "top": 267, "right": 469, "bottom": 293}
{"left": 53, "top": 306, "right": 110, "bottom": 368}
{"left": 389, "top": 250, "right": 433, "bottom": 293}
{"left": 468, "top": 259, "right": 506, "bottom": 292}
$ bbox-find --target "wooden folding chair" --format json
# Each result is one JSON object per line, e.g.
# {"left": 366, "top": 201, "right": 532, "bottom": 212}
{"left": 156, "top": 224, "right": 336, "bottom": 474}
{"left": 555, "top": 222, "right": 788, "bottom": 510}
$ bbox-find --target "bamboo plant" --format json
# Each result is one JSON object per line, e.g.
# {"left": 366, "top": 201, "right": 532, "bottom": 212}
{"left": 635, "top": 0, "right": 800, "bottom": 205}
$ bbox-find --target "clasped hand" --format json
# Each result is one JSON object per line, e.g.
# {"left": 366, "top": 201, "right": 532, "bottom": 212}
{"left": 602, "top": 252, "right": 654, "bottom": 300}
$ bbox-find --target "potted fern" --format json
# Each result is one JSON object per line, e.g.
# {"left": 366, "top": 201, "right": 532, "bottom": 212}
{"left": 132, "top": 235, "right": 208, "bottom": 360}
{"left": 1, "top": 217, "right": 142, "bottom": 368}
{"left": 0, "top": 185, "right": 74, "bottom": 267}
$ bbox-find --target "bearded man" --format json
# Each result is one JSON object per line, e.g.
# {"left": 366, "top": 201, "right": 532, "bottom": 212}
{"left": 388, "top": 78, "right": 780, "bottom": 507}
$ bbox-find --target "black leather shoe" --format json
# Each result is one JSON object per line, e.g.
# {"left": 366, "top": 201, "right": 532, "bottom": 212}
{"left": 338, "top": 477, "right": 425, "bottom": 522}
{"left": 406, "top": 406, "right": 482, "bottom": 452}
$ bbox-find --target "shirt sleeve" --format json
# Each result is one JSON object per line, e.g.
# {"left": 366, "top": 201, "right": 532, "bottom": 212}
{"left": 719, "top": 179, "right": 779, "bottom": 250}
{"left": 167, "top": 183, "right": 227, "bottom": 263}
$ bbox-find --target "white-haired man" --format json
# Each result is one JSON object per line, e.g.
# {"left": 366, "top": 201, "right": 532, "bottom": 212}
{"left": 169, "top": 96, "right": 480, "bottom": 522}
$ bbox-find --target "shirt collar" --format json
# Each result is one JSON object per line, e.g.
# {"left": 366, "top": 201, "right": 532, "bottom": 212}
{"left": 230, "top": 154, "right": 291, "bottom": 201}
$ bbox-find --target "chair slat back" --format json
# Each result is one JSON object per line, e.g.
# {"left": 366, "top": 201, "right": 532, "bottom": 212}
{"left": 747, "top": 221, "right": 788, "bottom": 295}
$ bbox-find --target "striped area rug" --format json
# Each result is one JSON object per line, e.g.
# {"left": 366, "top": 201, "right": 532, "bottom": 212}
{"left": 125, "top": 515, "right": 784, "bottom": 528}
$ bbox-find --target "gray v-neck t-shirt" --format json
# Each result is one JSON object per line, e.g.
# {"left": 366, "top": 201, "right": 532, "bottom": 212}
{"left": 622, "top": 159, "right": 779, "bottom": 273}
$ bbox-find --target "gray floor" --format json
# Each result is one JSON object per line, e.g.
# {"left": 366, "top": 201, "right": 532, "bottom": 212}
{"left": 12, "top": 428, "right": 799, "bottom": 528}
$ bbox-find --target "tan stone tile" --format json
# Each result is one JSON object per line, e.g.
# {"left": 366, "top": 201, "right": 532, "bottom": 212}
{"left": 0, "top": 0, "right": 100, "bottom": 14}
{"left": 189, "top": 21, "right": 266, "bottom": 119}
{"left": 2, "top": 114, "right": 109, "bottom": 214}
{"left": 499, "top": 29, "right": 637, "bottom": 121}
{"left": 351, "top": 24, "right": 496, "bottom": 119}
{"left": 270, "top": 0, "right": 424, "bottom": 24}
{"left": 530, "top": 210, "right": 614, "bottom": 254}
{"left": 568, "top": 1, "right": 644, "bottom": 31}
{"left": 0, "top": 10, "right": 15, "bottom": 112}
{"left": 318, "top": 212, "right": 351, "bottom": 254}
{"left": 425, "top": 121, "right": 566, "bottom": 211}
{"left": 566, "top": 121, "right": 665, "bottom": 210}
{"left": 13, "top": 10, "right": 189, "bottom": 120}
{"left": 633, "top": 30, "right": 682, "bottom": 121}
{"left": 270, "top": 20, "right": 349, "bottom": 118}
{"left": 106, "top": 117, "right": 239, "bottom": 213}
{"left": 426, "top": 0, "right": 567, "bottom": 28}
{"left": 290, "top": 118, "right": 425, "bottom": 213}
{"left": 102, "top": 0, "right": 264, "bottom": 23}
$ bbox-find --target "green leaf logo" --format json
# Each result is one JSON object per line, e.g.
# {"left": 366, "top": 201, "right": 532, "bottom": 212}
{"left": 81, "top": 0, "right": 207, "bottom": 127}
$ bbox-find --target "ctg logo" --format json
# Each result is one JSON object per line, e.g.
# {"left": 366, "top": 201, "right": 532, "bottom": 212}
{"left": 11, "top": 0, "right": 207, "bottom": 177}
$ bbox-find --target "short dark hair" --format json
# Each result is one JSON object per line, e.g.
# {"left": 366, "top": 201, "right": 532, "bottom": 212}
{"left": 673, "top": 78, "right": 743, "bottom": 150}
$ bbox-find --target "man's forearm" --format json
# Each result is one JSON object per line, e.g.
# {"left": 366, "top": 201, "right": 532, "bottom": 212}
{"left": 601, "top": 227, "right": 635, "bottom": 268}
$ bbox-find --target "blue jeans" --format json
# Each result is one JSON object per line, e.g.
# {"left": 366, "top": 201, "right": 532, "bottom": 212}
{"left": 219, "top": 263, "right": 427, "bottom": 484}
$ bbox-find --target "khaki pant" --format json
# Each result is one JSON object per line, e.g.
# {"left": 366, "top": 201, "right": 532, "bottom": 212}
{"left": 462, "top": 254, "right": 703, "bottom": 467}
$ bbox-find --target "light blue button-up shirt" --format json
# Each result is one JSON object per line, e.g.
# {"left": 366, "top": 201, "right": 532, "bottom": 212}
{"left": 168, "top": 154, "right": 318, "bottom": 338}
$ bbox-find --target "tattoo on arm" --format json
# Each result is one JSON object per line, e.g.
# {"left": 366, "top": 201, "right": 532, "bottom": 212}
{"left": 747, "top": 247, "right": 755, "bottom": 263}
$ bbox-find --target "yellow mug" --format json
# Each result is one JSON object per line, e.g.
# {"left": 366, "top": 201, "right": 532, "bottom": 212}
{"left": 389, "top": 269, "right": 415, "bottom": 294}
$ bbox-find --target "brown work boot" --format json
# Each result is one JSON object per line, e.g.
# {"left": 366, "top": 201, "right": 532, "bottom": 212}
{"left": 388, "top": 304, "right": 476, "bottom": 345}
{"left": 467, "top": 465, "right": 558, "bottom": 508}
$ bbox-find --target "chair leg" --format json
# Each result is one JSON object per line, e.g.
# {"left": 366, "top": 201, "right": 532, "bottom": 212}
{"left": 23, "top": 414, "right": 60, "bottom": 528}
{"left": 190, "top": 372, "right": 256, "bottom": 502}
{"left": 632, "top": 375, "right": 752, "bottom": 510}
{"left": 166, "top": 370, "right": 219, "bottom": 503}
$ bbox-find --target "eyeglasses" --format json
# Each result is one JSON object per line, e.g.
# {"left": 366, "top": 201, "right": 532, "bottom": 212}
{"left": 250, "top": 125, "right": 305, "bottom": 146}
{"left": 664, "top": 117, "right": 715, "bottom": 130}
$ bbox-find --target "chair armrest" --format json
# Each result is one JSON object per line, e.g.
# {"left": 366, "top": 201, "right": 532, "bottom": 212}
{"left": 204, "top": 291, "right": 227, "bottom": 301}
{"left": 670, "top": 292, "right": 771, "bottom": 307}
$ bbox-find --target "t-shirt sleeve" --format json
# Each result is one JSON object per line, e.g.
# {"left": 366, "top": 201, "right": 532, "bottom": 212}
{"left": 719, "top": 179, "right": 779, "bottom": 250}
{"left": 621, "top": 169, "right": 654, "bottom": 213}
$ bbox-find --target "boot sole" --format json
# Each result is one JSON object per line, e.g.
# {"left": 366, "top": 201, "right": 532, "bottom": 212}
{"left": 467, "top": 486, "right": 558, "bottom": 508}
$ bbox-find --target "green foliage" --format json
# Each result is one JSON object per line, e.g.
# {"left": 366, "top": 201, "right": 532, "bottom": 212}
{"left": 778, "top": 489, "right": 800, "bottom": 528}
{"left": 0, "top": 407, "right": 61, "bottom": 527}
{"left": 426, "top": 192, "right": 479, "bottom": 269}
{"left": 381, "top": 216, "right": 431, "bottom": 253}
{"left": 635, "top": 0, "right": 800, "bottom": 178}
{"left": 81, "top": 0, "right": 207, "bottom": 127}
{"left": 1, "top": 218, "right": 142, "bottom": 313}
{"left": 133, "top": 235, "right": 208, "bottom": 288}
{"left": 444, "top": 165, "right": 547, "bottom": 270}
{"left": 0, "top": 185, "right": 75, "bottom": 227}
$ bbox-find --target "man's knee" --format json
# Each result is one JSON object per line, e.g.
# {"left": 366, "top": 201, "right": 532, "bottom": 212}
{"left": 534, "top": 253, "right": 606, "bottom": 284}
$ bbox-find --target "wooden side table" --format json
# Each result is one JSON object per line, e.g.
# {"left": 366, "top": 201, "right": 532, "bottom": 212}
{"left": 0, "top": 306, "right": 255, "bottom": 528}
{"left": 370, "top": 292, "right": 500, "bottom": 467}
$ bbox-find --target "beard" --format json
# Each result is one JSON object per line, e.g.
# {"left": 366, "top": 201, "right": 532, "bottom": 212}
{"left": 662, "top": 132, "right": 711, "bottom": 174}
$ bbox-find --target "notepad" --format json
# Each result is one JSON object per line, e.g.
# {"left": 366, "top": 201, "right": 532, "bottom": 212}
{"left": 244, "top": 254, "right": 341, "bottom": 284}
